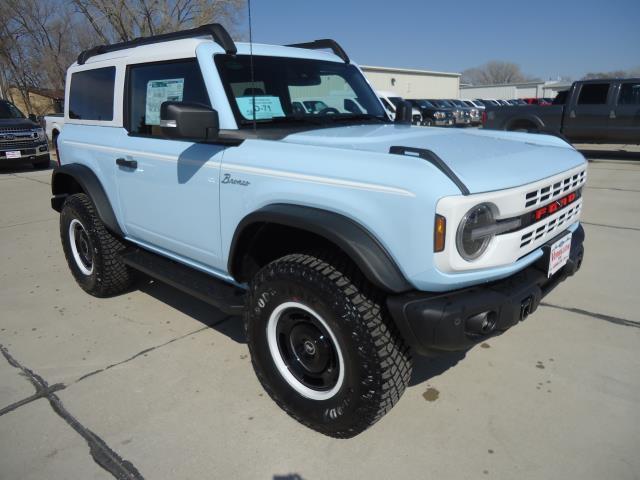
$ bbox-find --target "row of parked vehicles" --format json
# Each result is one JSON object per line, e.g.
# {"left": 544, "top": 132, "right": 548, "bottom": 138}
{"left": 378, "top": 91, "right": 482, "bottom": 127}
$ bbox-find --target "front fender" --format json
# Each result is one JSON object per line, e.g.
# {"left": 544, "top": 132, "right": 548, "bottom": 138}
{"left": 51, "top": 163, "right": 123, "bottom": 237}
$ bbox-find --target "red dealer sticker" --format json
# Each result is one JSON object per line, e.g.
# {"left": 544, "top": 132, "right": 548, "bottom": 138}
{"left": 548, "top": 233, "right": 572, "bottom": 277}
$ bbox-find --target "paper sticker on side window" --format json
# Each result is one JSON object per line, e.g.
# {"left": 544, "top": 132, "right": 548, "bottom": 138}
{"left": 145, "top": 78, "right": 185, "bottom": 125}
{"left": 236, "top": 96, "right": 285, "bottom": 120}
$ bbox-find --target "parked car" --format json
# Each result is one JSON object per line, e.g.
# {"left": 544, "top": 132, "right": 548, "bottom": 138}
{"left": 407, "top": 99, "right": 455, "bottom": 126}
{"left": 522, "top": 98, "right": 552, "bottom": 106}
{"left": 475, "top": 99, "right": 500, "bottom": 108}
{"left": 462, "top": 99, "right": 485, "bottom": 111}
{"left": 44, "top": 113, "right": 64, "bottom": 157}
{"left": 377, "top": 90, "right": 423, "bottom": 125}
{"left": 426, "top": 99, "right": 468, "bottom": 125}
{"left": 0, "top": 100, "right": 50, "bottom": 169}
{"left": 52, "top": 24, "right": 587, "bottom": 438}
{"left": 483, "top": 78, "right": 640, "bottom": 143}
{"left": 448, "top": 99, "right": 481, "bottom": 125}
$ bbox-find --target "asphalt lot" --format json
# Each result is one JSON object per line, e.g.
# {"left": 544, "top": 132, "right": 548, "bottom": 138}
{"left": 1, "top": 150, "right": 639, "bottom": 480}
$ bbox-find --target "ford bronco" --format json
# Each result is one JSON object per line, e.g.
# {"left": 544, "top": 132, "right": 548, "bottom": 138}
{"left": 51, "top": 24, "right": 586, "bottom": 438}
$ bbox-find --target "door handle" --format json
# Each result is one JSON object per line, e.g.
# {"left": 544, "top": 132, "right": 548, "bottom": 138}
{"left": 116, "top": 158, "right": 137, "bottom": 169}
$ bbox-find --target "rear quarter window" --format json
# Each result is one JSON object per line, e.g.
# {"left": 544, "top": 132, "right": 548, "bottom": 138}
{"left": 69, "top": 67, "right": 116, "bottom": 120}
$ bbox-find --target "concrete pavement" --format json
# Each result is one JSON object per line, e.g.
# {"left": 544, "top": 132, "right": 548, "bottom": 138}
{"left": 1, "top": 156, "right": 639, "bottom": 479}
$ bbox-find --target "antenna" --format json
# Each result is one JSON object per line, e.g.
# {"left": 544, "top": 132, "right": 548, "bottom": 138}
{"left": 248, "top": 0, "right": 256, "bottom": 132}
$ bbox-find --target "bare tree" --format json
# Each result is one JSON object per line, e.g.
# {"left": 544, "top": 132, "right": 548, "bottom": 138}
{"left": 582, "top": 67, "right": 640, "bottom": 80}
{"left": 0, "top": 0, "right": 246, "bottom": 113}
{"left": 462, "top": 61, "right": 539, "bottom": 86}
{"left": 73, "top": 0, "right": 247, "bottom": 43}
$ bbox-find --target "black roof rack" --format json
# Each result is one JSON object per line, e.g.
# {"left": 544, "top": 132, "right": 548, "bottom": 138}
{"left": 286, "top": 39, "right": 350, "bottom": 64}
{"left": 77, "top": 23, "right": 236, "bottom": 65}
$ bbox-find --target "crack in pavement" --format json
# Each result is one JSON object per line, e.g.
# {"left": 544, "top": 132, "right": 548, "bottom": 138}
{"left": 74, "top": 324, "right": 212, "bottom": 383}
{"left": 0, "top": 344, "right": 144, "bottom": 479}
{"left": 585, "top": 186, "right": 640, "bottom": 193}
{"left": 540, "top": 303, "right": 640, "bottom": 329}
{"left": 0, "top": 217, "right": 56, "bottom": 230}
{"left": 581, "top": 221, "right": 640, "bottom": 232}
{"left": 9, "top": 173, "right": 52, "bottom": 186}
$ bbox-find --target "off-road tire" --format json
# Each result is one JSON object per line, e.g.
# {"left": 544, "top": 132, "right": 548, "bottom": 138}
{"left": 60, "top": 193, "right": 132, "bottom": 297}
{"left": 245, "top": 252, "right": 412, "bottom": 438}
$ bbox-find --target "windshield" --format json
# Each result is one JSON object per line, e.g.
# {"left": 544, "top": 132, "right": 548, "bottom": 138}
{"left": 215, "top": 54, "right": 388, "bottom": 127}
{"left": 413, "top": 100, "right": 435, "bottom": 109}
{"left": 0, "top": 101, "right": 25, "bottom": 119}
{"left": 431, "top": 100, "right": 452, "bottom": 108}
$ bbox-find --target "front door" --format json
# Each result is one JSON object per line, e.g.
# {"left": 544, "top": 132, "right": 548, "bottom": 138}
{"left": 116, "top": 58, "right": 225, "bottom": 270}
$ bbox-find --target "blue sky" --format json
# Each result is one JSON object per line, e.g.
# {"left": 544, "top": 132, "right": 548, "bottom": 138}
{"left": 245, "top": 0, "right": 640, "bottom": 80}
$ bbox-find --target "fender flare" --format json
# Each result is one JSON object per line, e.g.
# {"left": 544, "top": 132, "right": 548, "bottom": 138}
{"left": 51, "top": 164, "right": 123, "bottom": 237}
{"left": 228, "top": 204, "right": 413, "bottom": 293}
{"left": 505, "top": 115, "right": 545, "bottom": 131}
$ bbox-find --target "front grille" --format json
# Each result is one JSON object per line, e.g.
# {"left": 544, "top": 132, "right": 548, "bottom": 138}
{"left": 0, "top": 127, "right": 32, "bottom": 134}
{"left": 520, "top": 203, "right": 581, "bottom": 248}
{"left": 0, "top": 139, "right": 39, "bottom": 150}
{"left": 525, "top": 169, "right": 586, "bottom": 208}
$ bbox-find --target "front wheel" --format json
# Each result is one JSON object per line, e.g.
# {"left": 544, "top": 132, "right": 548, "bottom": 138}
{"left": 246, "top": 253, "right": 412, "bottom": 438}
{"left": 60, "top": 193, "right": 133, "bottom": 297}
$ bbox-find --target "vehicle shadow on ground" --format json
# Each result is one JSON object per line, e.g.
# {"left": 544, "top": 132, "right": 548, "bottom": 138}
{"left": 579, "top": 149, "right": 640, "bottom": 161}
{"left": 137, "top": 278, "right": 246, "bottom": 344}
{"left": 0, "top": 162, "right": 54, "bottom": 174}
{"left": 409, "top": 350, "right": 467, "bottom": 386}
{"left": 135, "top": 277, "right": 471, "bottom": 386}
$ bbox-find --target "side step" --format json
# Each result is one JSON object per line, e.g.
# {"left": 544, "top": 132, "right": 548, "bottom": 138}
{"left": 120, "top": 248, "right": 246, "bottom": 316}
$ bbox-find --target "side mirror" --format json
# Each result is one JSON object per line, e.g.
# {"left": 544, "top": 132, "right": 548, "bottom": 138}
{"left": 28, "top": 114, "right": 37, "bottom": 122}
{"left": 160, "top": 102, "right": 219, "bottom": 141}
{"left": 394, "top": 100, "right": 413, "bottom": 124}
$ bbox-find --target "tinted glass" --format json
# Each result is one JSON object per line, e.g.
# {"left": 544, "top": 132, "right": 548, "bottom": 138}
{"left": 69, "top": 67, "right": 115, "bottom": 120}
{"left": 215, "top": 55, "right": 386, "bottom": 127}
{"left": 0, "top": 101, "right": 25, "bottom": 119}
{"left": 577, "top": 83, "right": 610, "bottom": 105}
{"left": 618, "top": 82, "right": 640, "bottom": 105}
{"left": 127, "top": 59, "right": 210, "bottom": 136}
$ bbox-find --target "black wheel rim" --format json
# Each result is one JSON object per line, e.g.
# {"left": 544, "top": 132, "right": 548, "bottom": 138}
{"left": 275, "top": 307, "right": 340, "bottom": 392}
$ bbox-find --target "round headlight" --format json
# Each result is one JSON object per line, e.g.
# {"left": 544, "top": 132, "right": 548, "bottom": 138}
{"left": 456, "top": 203, "right": 495, "bottom": 261}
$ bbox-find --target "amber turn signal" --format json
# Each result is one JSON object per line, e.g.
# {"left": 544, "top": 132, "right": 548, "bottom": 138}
{"left": 434, "top": 215, "right": 446, "bottom": 252}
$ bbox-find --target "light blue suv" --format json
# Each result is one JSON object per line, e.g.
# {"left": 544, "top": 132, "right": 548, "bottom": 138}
{"left": 51, "top": 24, "right": 587, "bottom": 437}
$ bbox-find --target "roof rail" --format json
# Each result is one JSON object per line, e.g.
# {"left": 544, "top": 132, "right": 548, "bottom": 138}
{"left": 286, "top": 39, "right": 350, "bottom": 64}
{"left": 77, "top": 23, "right": 236, "bottom": 65}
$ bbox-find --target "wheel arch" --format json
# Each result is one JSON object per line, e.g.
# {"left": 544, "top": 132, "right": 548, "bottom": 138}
{"left": 505, "top": 115, "right": 545, "bottom": 131}
{"left": 51, "top": 164, "right": 123, "bottom": 237}
{"left": 228, "top": 204, "right": 413, "bottom": 294}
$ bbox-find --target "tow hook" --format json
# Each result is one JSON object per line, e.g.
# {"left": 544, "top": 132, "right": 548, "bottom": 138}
{"left": 520, "top": 296, "right": 534, "bottom": 320}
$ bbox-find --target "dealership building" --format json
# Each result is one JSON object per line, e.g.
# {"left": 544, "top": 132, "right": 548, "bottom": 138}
{"left": 361, "top": 65, "right": 461, "bottom": 99}
{"left": 460, "top": 80, "right": 571, "bottom": 100}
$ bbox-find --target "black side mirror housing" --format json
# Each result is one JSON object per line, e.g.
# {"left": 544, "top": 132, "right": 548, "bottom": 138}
{"left": 394, "top": 100, "right": 413, "bottom": 124}
{"left": 28, "top": 114, "right": 37, "bottom": 122}
{"left": 160, "top": 102, "right": 219, "bottom": 141}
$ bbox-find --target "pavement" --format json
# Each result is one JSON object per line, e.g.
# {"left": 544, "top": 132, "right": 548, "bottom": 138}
{"left": 1, "top": 151, "right": 639, "bottom": 480}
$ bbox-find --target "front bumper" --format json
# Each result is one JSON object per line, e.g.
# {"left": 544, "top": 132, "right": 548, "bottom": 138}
{"left": 1, "top": 144, "right": 49, "bottom": 167}
{"left": 387, "top": 225, "right": 585, "bottom": 355}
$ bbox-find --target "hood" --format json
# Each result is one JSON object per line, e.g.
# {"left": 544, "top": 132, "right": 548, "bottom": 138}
{"left": 0, "top": 117, "right": 39, "bottom": 129}
{"left": 281, "top": 124, "right": 584, "bottom": 194}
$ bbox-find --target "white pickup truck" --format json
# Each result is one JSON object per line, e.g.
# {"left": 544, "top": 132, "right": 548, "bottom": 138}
{"left": 44, "top": 113, "right": 64, "bottom": 154}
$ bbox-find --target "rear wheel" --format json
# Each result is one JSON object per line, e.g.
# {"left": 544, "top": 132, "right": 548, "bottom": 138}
{"left": 60, "top": 193, "right": 132, "bottom": 297}
{"left": 246, "top": 253, "right": 412, "bottom": 438}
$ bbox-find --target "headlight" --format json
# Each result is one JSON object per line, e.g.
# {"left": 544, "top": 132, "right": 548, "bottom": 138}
{"left": 435, "top": 111, "right": 445, "bottom": 119}
{"left": 35, "top": 127, "right": 45, "bottom": 139}
{"left": 456, "top": 204, "right": 495, "bottom": 261}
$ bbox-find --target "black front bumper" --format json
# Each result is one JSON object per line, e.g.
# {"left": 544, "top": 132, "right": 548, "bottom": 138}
{"left": 388, "top": 225, "right": 585, "bottom": 355}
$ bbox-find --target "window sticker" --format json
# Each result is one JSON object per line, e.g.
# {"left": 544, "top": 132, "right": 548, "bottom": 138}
{"left": 236, "top": 95, "right": 285, "bottom": 120}
{"left": 145, "top": 78, "right": 185, "bottom": 125}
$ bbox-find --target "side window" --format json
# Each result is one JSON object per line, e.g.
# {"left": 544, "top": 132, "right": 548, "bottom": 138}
{"left": 618, "top": 82, "right": 640, "bottom": 105}
{"left": 69, "top": 67, "right": 116, "bottom": 120}
{"left": 577, "top": 83, "right": 610, "bottom": 105}
{"left": 127, "top": 59, "right": 210, "bottom": 136}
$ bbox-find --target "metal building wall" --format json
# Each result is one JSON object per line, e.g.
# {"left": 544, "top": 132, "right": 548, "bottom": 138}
{"left": 361, "top": 66, "right": 460, "bottom": 99}
{"left": 459, "top": 85, "right": 517, "bottom": 100}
